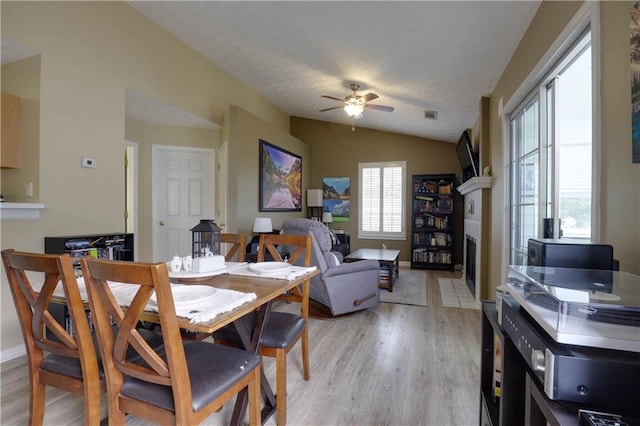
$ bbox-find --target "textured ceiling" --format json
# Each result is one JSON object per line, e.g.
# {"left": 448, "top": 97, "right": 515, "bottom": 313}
{"left": 2, "top": 2, "right": 541, "bottom": 142}
{"left": 128, "top": 1, "right": 541, "bottom": 142}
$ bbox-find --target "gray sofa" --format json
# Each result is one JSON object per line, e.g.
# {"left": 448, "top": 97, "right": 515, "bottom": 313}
{"left": 282, "top": 218, "right": 380, "bottom": 316}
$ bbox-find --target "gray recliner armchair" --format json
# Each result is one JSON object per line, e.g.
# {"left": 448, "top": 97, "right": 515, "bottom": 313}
{"left": 282, "top": 218, "right": 380, "bottom": 316}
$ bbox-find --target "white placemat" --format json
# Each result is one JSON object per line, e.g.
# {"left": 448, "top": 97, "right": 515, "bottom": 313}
{"left": 52, "top": 278, "right": 256, "bottom": 324}
{"left": 229, "top": 264, "right": 316, "bottom": 281}
{"left": 145, "top": 284, "right": 257, "bottom": 324}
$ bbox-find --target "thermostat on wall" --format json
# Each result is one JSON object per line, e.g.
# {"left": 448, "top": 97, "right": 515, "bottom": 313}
{"left": 82, "top": 157, "right": 96, "bottom": 168}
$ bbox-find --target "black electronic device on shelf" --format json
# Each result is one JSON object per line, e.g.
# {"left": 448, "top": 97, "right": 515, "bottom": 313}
{"left": 527, "top": 238, "right": 617, "bottom": 271}
{"left": 481, "top": 299, "right": 640, "bottom": 426}
{"left": 500, "top": 293, "right": 640, "bottom": 414}
{"left": 456, "top": 130, "right": 479, "bottom": 183}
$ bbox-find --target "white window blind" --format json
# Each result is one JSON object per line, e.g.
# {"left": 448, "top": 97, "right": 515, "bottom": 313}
{"left": 359, "top": 161, "right": 406, "bottom": 239}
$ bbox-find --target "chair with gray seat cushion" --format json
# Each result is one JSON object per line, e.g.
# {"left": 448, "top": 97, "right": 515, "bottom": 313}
{"left": 81, "top": 257, "right": 262, "bottom": 425}
{"left": 1, "top": 249, "right": 166, "bottom": 426}
{"left": 1, "top": 249, "right": 105, "bottom": 425}
{"left": 282, "top": 218, "right": 380, "bottom": 316}
{"left": 214, "top": 233, "right": 312, "bottom": 426}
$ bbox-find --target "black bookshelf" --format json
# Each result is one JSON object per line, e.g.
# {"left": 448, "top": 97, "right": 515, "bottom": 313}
{"left": 411, "top": 174, "right": 455, "bottom": 270}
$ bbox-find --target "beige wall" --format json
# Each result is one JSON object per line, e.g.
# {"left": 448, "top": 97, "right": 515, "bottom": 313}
{"left": 0, "top": 1, "right": 290, "bottom": 354}
{"left": 291, "top": 117, "right": 462, "bottom": 263}
{"left": 227, "top": 106, "right": 310, "bottom": 234}
{"left": 487, "top": 1, "right": 640, "bottom": 297}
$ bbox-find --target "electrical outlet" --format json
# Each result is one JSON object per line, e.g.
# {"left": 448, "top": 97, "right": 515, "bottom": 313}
{"left": 82, "top": 157, "right": 96, "bottom": 168}
{"left": 25, "top": 182, "right": 33, "bottom": 198}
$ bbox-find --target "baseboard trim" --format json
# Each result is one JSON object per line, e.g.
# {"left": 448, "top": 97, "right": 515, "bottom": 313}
{"left": 0, "top": 345, "right": 26, "bottom": 364}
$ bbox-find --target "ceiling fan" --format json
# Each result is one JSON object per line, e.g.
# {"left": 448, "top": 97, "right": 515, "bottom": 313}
{"left": 320, "top": 83, "right": 395, "bottom": 119}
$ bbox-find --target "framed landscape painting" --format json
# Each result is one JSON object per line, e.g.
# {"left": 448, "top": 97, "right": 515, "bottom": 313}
{"left": 323, "top": 177, "right": 350, "bottom": 222}
{"left": 259, "top": 139, "right": 302, "bottom": 211}
{"left": 632, "top": 3, "right": 640, "bottom": 162}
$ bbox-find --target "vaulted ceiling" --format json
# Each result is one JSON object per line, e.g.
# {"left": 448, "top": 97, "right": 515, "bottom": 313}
{"left": 128, "top": 1, "right": 541, "bottom": 142}
{"left": 2, "top": 2, "right": 542, "bottom": 142}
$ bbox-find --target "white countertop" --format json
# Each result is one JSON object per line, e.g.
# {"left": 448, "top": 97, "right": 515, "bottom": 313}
{"left": 0, "top": 202, "right": 47, "bottom": 220}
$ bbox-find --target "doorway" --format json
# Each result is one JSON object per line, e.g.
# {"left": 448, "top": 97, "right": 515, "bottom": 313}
{"left": 125, "top": 142, "right": 138, "bottom": 260}
{"left": 152, "top": 145, "right": 215, "bottom": 262}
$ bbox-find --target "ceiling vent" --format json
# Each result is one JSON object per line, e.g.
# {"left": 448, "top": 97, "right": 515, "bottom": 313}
{"left": 424, "top": 110, "right": 438, "bottom": 120}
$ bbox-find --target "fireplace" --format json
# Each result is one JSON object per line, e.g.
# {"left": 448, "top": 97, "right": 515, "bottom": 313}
{"left": 457, "top": 176, "right": 491, "bottom": 301}
{"left": 465, "top": 235, "right": 477, "bottom": 296}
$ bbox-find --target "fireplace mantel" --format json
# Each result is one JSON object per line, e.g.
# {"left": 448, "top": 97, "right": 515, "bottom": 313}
{"left": 457, "top": 177, "right": 492, "bottom": 196}
{"left": 459, "top": 176, "right": 492, "bottom": 302}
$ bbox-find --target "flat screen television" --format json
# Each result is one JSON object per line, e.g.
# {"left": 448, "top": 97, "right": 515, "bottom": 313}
{"left": 456, "top": 130, "right": 479, "bottom": 183}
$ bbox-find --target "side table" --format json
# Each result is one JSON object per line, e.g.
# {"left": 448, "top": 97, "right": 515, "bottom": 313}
{"left": 344, "top": 248, "right": 400, "bottom": 292}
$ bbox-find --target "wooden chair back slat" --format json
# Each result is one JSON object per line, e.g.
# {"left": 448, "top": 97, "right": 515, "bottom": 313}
{"left": 81, "top": 257, "right": 262, "bottom": 425}
{"left": 81, "top": 259, "right": 177, "bottom": 386}
{"left": 221, "top": 233, "right": 247, "bottom": 262}
{"left": 254, "top": 233, "right": 313, "bottom": 426}
{"left": 1, "top": 249, "right": 103, "bottom": 425}
{"left": 257, "top": 233, "right": 312, "bottom": 302}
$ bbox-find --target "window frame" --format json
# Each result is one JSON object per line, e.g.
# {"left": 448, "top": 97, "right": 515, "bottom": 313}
{"left": 501, "top": 2, "right": 601, "bottom": 276}
{"left": 358, "top": 161, "right": 406, "bottom": 240}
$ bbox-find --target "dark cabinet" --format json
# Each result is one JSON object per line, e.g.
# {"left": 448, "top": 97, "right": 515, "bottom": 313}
{"left": 45, "top": 232, "right": 134, "bottom": 275}
{"left": 44, "top": 233, "right": 134, "bottom": 338}
{"left": 480, "top": 301, "right": 526, "bottom": 426}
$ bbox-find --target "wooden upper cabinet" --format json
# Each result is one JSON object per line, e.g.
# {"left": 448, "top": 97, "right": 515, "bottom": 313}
{"left": 1, "top": 93, "right": 21, "bottom": 168}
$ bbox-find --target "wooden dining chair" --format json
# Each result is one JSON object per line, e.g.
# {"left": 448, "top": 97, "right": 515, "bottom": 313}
{"left": 214, "top": 233, "right": 312, "bottom": 426}
{"left": 80, "top": 257, "right": 262, "bottom": 426}
{"left": 1, "top": 249, "right": 104, "bottom": 426}
{"left": 221, "top": 232, "right": 247, "bottom": 262}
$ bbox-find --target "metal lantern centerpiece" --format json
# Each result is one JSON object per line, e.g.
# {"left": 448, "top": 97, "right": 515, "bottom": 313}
{"left": 190, "top": 219, "right": 221, "bottom": 258}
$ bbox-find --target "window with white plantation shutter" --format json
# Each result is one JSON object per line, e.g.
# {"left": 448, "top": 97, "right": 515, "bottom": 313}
{"left": 359, "top": 161, "right": 406, "bottom": 239}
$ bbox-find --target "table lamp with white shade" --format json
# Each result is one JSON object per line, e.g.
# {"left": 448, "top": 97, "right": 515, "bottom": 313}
{"left": 322, "top": 212, "right": 333, "bottom": 228}
{"left": 249, "top": 217, "right": 273, "bottom": 255}
{"left": 306, "top": 189, "right": 323, "bottom": 220}
{"left": 253, "top": 217, "right": 273, "bottom": 234}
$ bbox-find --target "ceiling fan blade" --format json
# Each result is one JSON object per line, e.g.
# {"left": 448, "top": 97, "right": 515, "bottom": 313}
{"left": 321, "top": 95, "right": 346, "bottom": 102}
{"left": 319, "top": 106, "right": 344, "bottom": 112}
{"left": 365, "top": 104, "right": 395, "bottom": 112}
{"left": 360, "top": 92, "right": 379, "bottom": 103}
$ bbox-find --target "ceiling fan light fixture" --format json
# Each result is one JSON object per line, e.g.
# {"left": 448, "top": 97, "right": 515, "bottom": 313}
{"left": 344, "top": 103, "right": 364, "bottom": 117}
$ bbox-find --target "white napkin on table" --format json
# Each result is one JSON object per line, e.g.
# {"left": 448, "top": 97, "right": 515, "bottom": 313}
{"left": 52, "top": 278, "right": 256, "bottom": 324}
{"left": 228, "top": 264, "right": 317, "bottom": 281}
{"left": 145, "top": 284, "right": 257, "bottom": 324}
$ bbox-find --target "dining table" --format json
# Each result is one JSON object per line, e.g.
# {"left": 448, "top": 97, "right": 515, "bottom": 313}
{"left": 157, "top": 266, "right": 318, "bottom": 425}
{"left": 50, "top": 262, "right": 318, "bottom": 426}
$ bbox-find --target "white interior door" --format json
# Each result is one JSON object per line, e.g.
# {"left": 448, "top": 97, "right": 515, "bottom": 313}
{"left": 152, "top": 146, "right": 214, "bottom": 262}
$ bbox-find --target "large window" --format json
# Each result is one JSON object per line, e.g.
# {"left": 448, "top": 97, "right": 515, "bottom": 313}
{"left": 359, "top": 161, "right": 406, "bottom": 239}
{"left": 510, "top": 97, "right": 540, "bottom": 266}
{"left": 508, "top": 28, "right": 594, "bottom": 265}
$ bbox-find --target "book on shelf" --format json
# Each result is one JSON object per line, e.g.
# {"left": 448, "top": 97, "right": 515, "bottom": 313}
{"left": 414, "top": 180, "right": 439, "bottom": 194}
{"left": 438, "top": 181, "right": 452, "bottom": 194}
{"left": 434, "top": 232, "right": 448, "bottom": 247}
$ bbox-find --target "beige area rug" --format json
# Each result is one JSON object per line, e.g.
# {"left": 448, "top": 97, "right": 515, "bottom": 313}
{"left": 378, "top": 267, "right": 428, "bottom": 307}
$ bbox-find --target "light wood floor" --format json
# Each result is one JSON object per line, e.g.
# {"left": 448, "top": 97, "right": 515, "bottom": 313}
{"left": 0, "top": 269, "right": 482, "bottom": 425}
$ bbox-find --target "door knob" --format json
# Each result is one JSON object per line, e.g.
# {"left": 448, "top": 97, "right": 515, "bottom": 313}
{"left": 159, "top": 221, "right": 165, "bottom": 226}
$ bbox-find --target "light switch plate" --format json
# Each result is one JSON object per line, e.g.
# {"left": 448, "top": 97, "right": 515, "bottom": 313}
{"left": 82, "top": 157, "right": 96, "bottom": 168}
